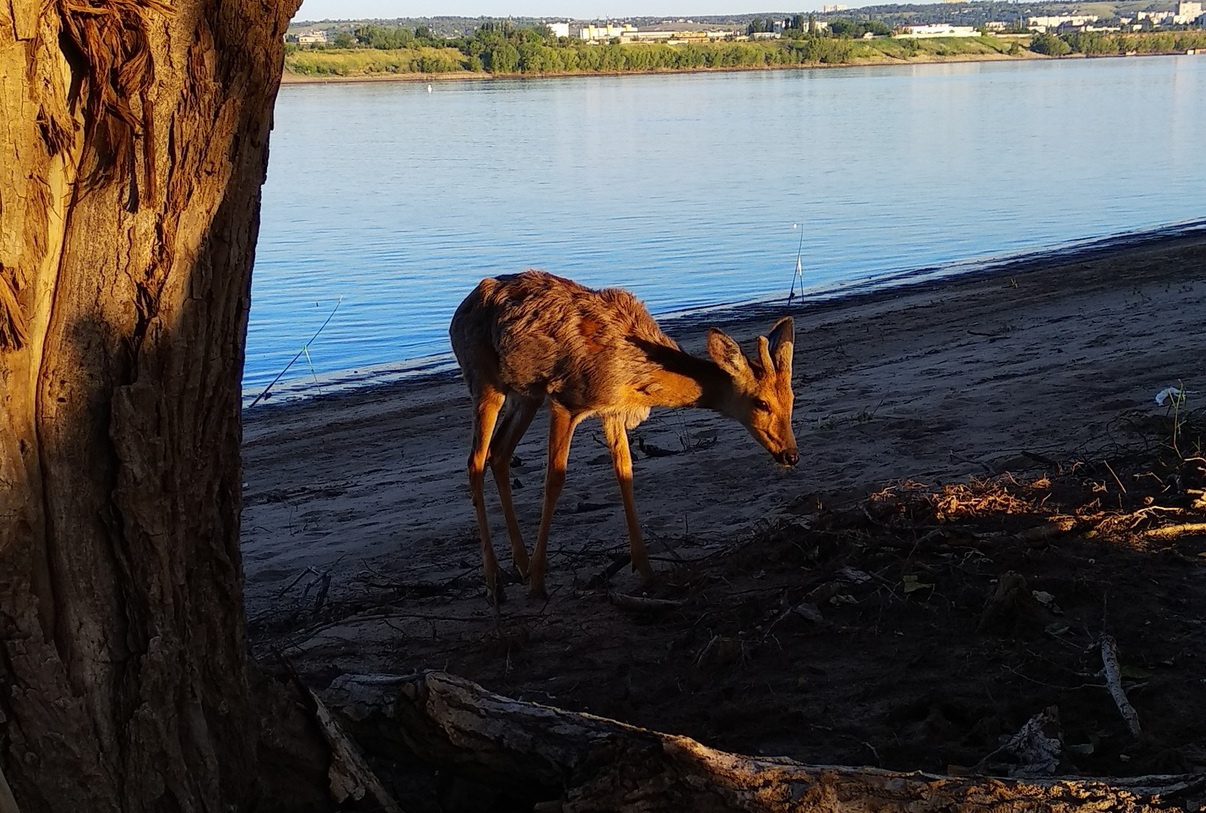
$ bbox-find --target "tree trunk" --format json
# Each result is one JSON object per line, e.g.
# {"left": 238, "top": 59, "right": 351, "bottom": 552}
{"left": 0, "top": 1, "right": 302, "bottom": 810}
{"left": 326, "top": 671, "right": 1206, "bottom": 813}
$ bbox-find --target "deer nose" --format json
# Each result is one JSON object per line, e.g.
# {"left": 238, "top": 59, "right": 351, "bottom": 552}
{"left": 777, "top": 450, "right": 799, "bottom": 467}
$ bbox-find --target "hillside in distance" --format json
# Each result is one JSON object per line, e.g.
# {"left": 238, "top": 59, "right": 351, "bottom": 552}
{"left": 290, "top": 1, "right": 1178, "bottom": 35}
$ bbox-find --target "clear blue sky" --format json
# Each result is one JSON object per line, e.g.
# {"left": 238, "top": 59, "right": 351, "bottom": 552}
{"left": 294, "top": 1, "right": 826, "bottom": 21}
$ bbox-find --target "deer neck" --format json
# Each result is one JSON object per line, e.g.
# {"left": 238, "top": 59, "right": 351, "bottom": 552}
{"left": 641, "top": 346, "right": 734, "bottom": 412}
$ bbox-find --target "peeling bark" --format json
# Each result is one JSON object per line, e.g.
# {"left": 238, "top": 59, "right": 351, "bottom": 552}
{"left": 325, "top": 671, "right": 1206, "bottom": 813}
{"left": 0, "top": 1, "right": 307, "bottom": 810}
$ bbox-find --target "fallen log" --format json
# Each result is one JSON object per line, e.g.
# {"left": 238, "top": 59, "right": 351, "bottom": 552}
{"left": 322, "top": 671, "right": 1205, "bottom": 812}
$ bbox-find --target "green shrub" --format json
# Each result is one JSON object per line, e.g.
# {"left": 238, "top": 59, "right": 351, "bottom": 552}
{"left": 1029, "top": 32, "right": 1072, "bottom": 56}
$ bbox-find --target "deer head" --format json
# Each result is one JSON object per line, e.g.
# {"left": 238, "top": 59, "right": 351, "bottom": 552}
{"left": 707, "top": 317, "right": 798, "bottom": 467}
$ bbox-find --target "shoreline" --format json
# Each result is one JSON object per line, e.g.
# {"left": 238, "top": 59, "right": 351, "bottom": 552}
{"left": 242, "top": 219, "right": 1206, "bottom": 410}
{"left": 242, "top": 222, "right": 1206, "bottom": 623}
{"left": 279, "top": 48, "right": 1043, "bottom": 85}
{"left": 276, "top": 46, "right": 1204, "bottom": 86}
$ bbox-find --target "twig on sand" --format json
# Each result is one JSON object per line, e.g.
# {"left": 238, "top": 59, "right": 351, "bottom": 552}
{"left": 1101, "top": 459, "right": 1127, "bottom": 495}
{"left": 1142, "top": 521, "right": 1206, "bottom": 541}
{"left": 1014, "top": 515, "right": 1082, "bottom": 545}
{"left": 608, "top": 592, "right": 685, "bottom": 613}
{"left": 1023, "top": 450, "right": 1060, "bottom": 469}
{"left": 310, "top": 572, "right": 331, "bottom": 615}
{"left": 1099, "top": 633, "right": 1142, "bottom": 739}
{"left": 949, "top": 450, "right": 995, "bottom": 474}
{"left": 586, "top": 553, "right": 633, "bottom": 589}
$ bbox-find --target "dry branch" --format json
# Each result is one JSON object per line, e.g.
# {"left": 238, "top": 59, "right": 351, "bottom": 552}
{"left": 607, "top": 591, "right": 686, "bottom": 613}
{"left": 1099, "top": 634, "right": 1143, "bottom": 739}
{"left": 1141, "top": 522, "right": 1206, "bottom": 541}
{"left": 322, "top": 671, "right": 1205, "bottom": 813}
{"left": 302, "top": 682, "right": 403, "bottom": 812}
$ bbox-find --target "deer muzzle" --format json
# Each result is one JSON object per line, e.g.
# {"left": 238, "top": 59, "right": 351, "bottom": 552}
{"left": 775, "top": 449, "right": 800, "bottom": 468}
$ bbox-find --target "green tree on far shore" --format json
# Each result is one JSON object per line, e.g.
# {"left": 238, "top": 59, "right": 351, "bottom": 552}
{"left": 1029, "top": 31, "right": 1072, "bottom": 55}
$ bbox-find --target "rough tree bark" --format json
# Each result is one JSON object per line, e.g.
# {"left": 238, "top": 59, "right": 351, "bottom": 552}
{"left": 0, "top": 1, "right": 304, "bottom": 810}
{"left": 327, "top": 672, "right": 1206, "bottom": 813}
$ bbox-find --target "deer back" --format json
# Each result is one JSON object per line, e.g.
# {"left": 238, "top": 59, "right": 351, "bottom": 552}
{"left": 451, "top": 271, "right": 678, "bottom": 414}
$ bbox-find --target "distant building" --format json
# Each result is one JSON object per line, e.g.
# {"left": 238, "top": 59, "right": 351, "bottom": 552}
{"left": 821, "top": 4, "right": 846, "bottom": 12}
{"left": 897, "top": 24, "right": 979, "bottom": 38}
{"left": 1136, "top": 10, "right": 1173, "bottom": 25}
{"left": 1026, "top": 14, "right": 1098, "bottom": 32}
{"left": 1174, "top": 1, "right": 1203, "bottom": 23}
{"left": 579, "top": 22, "right": 637, "bottom": 41}
{"left": 547, "top": 22, "right": 571, "bottom": 38}
{"left": 581, "top": 21, "right": 738, "bottom": 43}
{"left": 296, "top": 29, "right": 328, "bottom": 46}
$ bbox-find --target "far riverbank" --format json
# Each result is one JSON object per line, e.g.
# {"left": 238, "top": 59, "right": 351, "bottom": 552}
{"left": 280, "top": 48, "right": 1032, "bottom": 84}
{"left": 280, "top": 30, "right": 1206, "bottom": 84}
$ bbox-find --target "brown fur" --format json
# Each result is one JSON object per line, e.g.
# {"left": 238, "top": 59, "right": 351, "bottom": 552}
{"left": 450, "top": 270, "right": 797, "bottom": 602}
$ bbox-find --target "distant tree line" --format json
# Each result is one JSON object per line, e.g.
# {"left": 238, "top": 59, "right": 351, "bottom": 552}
{"left": 287, "top": 18, "right": 870, "bottom": 75}
{"left": 282, "top": 19, "right": 1206, "bottom": 78}
{"left": 1030, "top": 29, "right": 1206, "bottom": 56}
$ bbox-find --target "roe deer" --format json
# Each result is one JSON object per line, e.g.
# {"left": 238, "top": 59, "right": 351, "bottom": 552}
{"left": 450, "top": 270, "right": 797, "bottom": 602}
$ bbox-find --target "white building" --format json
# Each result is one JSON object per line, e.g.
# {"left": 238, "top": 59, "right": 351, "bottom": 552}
{"left": 626, "top": 24, "right": 737, "bottom": 42}
{"left": 1136, "top": 10, "right": 1173, "bottom": 24}
{"left": 579, "top": 22, "right": 637, "bottom": 41}
{"left": 1174, "top": 1, "right": 1203, "bottom": 23}
{"left": 897, "top": 24, "right": 979, "bottom": 38}
{"left": 296, "top": 29, "right": 328, "bottom": 45}
{"left": 1026, "top": 14, "right": 1098, "bottom": 32}
{"left": 547, "top": 22, "right": 571, "bottom": 38}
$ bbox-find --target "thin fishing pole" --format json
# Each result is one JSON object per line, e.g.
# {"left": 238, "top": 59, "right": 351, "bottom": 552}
{"left": 248, "top": 297, "right": 342, "bottom": 409}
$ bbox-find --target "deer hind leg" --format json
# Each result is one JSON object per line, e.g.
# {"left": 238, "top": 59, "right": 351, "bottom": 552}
{"left": 468, "top": 385, "right": 507, "bottom": 603}
{"left": 602, "top": 416, "right": 654, "bottom": 582}
{"left": 528, "top": 402, "right": 580, "bottom": 600}
{"left": 488, "top": 395, "right": 541, "bottom": 578}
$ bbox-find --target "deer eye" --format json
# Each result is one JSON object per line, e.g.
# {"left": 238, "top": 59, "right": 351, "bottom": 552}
{"left": 753, "top": 398, "right": 771, "bottom": 412}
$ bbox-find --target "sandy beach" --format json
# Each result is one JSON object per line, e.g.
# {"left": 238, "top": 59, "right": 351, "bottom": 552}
{"left": 243, "top": 226, "right": 1204, "bottom": 619}
{"left": 243, "top": 227, "right": 1206, "bottom": 803}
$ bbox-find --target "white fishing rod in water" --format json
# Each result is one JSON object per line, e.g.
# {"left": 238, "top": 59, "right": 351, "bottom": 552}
{"left": 788, "top": 223, "right": 805, "bottom": 306}
{"left": 249, "top": 296, "right": 343, "bottom": 409}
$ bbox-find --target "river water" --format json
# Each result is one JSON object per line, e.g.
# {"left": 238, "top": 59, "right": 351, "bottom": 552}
{"left": 248, "top": 55, "right": 1206, "bottom": 402}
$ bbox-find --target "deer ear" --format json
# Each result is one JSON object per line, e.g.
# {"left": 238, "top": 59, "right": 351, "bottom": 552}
{"left": 707, "top": 328, "right": 752, "bottom": 380}
{"left": 768, "top": 317, "right": 795, "bottom": 373}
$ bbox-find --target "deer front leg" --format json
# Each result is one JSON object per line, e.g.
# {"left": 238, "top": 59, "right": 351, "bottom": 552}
{"left": 602, "top": 416, "right": 654, "bottom": 582}
{"left": 468, "top": 387, "right": 506, "bottom": 603}
{"left": 528, "top": 403, "right": 578, "bottom": 600}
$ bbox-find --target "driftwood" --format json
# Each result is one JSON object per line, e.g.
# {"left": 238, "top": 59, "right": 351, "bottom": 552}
{"left": 607, "top": 591, "right": 687, "bottom": 613}
{"left": 301, "top": 683, "right": 403, "bottom": 812}
{"left": 1142, "top": 521, "right": 1206, "bottom": 541}
{"left": 323, "top": 671, "right": 1206, "bottom": 813}
{"left": 1099, "top": 634, "right": 1144, "bottom": 739}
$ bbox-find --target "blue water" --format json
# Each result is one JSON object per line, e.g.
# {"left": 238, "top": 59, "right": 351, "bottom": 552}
{"left": 249, "top": 55, "right": 1206, "bottom": 402}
